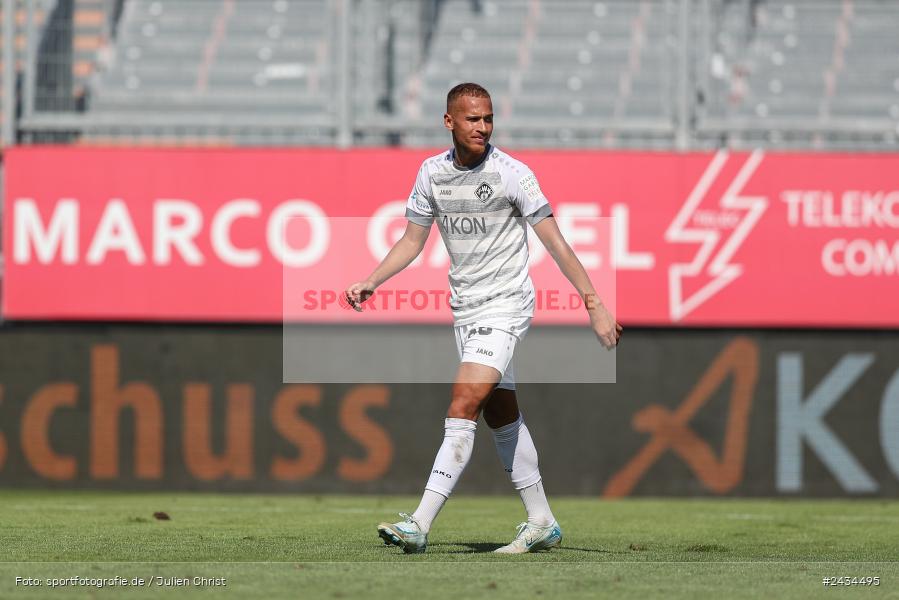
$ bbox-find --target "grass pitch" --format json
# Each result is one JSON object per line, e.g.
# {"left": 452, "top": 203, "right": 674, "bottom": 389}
{"left": 1, "top": 491, "right": 897, "bottom": 599}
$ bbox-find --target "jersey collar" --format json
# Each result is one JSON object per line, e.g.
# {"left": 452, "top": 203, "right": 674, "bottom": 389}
{"left": 450, "top": 144, "right": 492, "bottom": 172}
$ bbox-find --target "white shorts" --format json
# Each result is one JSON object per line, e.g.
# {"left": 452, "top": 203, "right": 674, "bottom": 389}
{"left": 454, "top": 317, "right": 531, "bottom": 390}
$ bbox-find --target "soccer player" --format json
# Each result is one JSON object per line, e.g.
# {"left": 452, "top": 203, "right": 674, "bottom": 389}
{"left": 345, "top": 83, "right": 621, "bottom": 554}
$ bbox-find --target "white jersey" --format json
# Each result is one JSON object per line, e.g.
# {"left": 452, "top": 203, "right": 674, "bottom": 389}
{"left": 405, "top": 145, "right": 552, "bottom": 326}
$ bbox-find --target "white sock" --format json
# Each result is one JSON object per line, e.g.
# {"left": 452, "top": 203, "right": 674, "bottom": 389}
{"left": 411, "top": 489, "right": 446, "bottom": 533}
{"left": 519, "top": 480, "right": 555, "bottom": 527}
{"left": 414, "top": 418, "right": 477, "bottom": 531}
{"left": 492, "top": 415, "right": 555, "bottom": 527}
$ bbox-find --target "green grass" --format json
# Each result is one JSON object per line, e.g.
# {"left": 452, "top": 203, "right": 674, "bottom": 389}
{"left": 1, "top": 491, "right": 897, "bottom": 599}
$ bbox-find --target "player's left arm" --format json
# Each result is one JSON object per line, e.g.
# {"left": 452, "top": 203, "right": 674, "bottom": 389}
{"left": 509, "top": 165, "right": 621, "bottom": 348}
{"left": 532, "top": 217, "right": 622, "bottom": 349}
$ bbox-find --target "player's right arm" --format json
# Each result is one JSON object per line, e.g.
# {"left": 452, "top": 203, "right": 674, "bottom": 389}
{"left": 345, "top": 162, "right": 435, "bottom": 310}
{"left": 345, "top": 221, "right": 430, "bottom": 309}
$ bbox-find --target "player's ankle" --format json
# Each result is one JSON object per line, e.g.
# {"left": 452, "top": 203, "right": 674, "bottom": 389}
{"left": 526, "top": 515, "right": 555, "bottom": 528}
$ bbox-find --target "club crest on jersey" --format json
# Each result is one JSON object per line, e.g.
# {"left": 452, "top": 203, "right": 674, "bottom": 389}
{"left": 475, "top": 182, "right": 494, "bottom": 202}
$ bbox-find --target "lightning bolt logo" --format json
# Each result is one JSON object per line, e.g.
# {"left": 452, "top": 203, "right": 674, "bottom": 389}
{"left": 665, "top": 150, "right": 768, "bottom": 322}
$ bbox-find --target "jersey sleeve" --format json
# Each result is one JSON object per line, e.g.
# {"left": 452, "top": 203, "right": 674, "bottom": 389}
{"left": 404, "top": 163, "right": 434, "bottom": 226}
{"left": 509, "top": 168, "right": 553, "bottom": 226}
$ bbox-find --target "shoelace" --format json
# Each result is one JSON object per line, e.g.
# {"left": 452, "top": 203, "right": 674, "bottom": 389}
{"left": 513, "top": 522, "right": 530, "bottom": 542}
{"left": 398, "top": 512, "right": 422, "bottom": 531}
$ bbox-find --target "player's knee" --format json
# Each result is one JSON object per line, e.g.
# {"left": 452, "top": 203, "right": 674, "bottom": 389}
{"left": 448, "top": 385, "right": 490, "bottom": 420}
{"left": 483, "top": 403, "right": 515, "bottom": 429}
{"left": 483, "top": 388, "right": 519, "bottom": 429}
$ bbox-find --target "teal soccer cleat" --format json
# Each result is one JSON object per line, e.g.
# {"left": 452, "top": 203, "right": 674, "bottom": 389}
{"left": 494, "top": 521, "right": 562, "bottom": 554}
{"left": 377, "top": 513, "right": 428, "bottom": 554}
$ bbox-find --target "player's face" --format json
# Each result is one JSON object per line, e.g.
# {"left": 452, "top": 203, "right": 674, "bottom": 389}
{"left": 445, "top": 95, "right": 493, "bottom": 155}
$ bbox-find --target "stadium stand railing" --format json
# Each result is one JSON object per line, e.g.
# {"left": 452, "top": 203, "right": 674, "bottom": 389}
{"left": 3, "top": 0, "right": 899, "bottom": 150}
{"left": 696, "top": 0, "right": 899, "bottom": 149}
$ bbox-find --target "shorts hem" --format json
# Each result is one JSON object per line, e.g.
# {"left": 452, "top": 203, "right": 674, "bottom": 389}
{"left": 459, "top": 357, "right": 505, "bottom": 377}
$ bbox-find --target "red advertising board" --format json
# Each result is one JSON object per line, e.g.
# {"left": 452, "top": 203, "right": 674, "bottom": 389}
{"left": 3, "top": 146, "right": 898, "bottom": 326}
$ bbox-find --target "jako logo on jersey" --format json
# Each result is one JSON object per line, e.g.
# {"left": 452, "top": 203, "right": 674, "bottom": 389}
{"left": 432, "top": 469, "right": 452, "bottom": 479}
{"left": 475, "top": 182, "right": 494, "bottom": 202}
{"left": 441, "top": 215, "right": 486, "bottom": 235}
{"left": 439, "top": 189, "right": 453, "bottom": 196}
{"left": 476, "top": 348, "right": 494, "bottom": 357}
